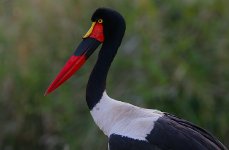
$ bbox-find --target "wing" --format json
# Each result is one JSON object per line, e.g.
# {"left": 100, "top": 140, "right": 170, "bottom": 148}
{"left": 146, "top": 113, "right": 228, "bottom": 150}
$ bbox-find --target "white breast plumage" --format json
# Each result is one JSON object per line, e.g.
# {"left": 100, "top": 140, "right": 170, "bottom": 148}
{"left": 90, "top": 92, "right": 164, "bottom": 141}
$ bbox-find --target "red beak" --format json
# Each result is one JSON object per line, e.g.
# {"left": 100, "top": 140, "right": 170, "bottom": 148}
{"left": 45, "top": 22, "right": 104, "bottom": 96}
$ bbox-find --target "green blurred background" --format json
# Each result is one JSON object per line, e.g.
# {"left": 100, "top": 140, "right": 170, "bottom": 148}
{"left": 0, "top": 0, "right": 229, "bottom": 149}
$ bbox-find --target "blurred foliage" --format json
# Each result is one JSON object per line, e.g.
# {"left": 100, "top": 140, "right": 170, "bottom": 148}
{"left": 0, "top": 0, "right": 229, "bottom": 149}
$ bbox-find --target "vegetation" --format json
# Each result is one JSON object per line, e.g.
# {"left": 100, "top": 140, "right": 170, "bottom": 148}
{"left": 0, "top": 0, "right": 228, "bottom": 149}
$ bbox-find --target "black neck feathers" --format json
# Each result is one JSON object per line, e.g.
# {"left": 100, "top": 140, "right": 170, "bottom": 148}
{"left": 86, "top": 8, "right": 126, "bottom": 110}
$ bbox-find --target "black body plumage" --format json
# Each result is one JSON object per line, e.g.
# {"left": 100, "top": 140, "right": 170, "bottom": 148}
{"left": 108, "top": 113, "right": 227, "bottom": 150}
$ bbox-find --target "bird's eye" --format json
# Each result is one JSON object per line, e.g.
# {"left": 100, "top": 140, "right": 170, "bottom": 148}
{"left": 98, "top": 19, "right": 103, "bottom": 23}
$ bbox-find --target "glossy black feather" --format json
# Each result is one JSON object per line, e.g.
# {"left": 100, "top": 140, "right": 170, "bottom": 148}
{"left": 146, "top": 113, "right": 228, "bottom": 150}
{"left": 109, "top": 134, "right": 161, "bottom": 150}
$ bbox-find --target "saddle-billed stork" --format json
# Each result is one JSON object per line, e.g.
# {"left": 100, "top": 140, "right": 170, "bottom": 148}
{"left": 45, "top": 8, "right": 227, "bottom": 150}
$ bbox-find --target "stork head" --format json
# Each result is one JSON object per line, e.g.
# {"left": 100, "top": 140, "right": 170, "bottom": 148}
{"left": 45, "top": 8, "right": 125, "bottom": 95}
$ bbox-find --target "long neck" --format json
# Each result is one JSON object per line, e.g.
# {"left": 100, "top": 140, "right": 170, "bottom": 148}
{"left": 86, "top": 41, "right": 118, "bottom": 110}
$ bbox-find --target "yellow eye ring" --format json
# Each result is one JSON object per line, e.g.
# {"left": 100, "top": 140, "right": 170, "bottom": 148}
{"left": 98, "top": 19, "right": 103, "bottom": 23}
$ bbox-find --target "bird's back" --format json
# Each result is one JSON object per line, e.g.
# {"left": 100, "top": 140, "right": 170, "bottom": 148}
{"left": 90, "top": 92, "right": 227, "bottom": 150}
